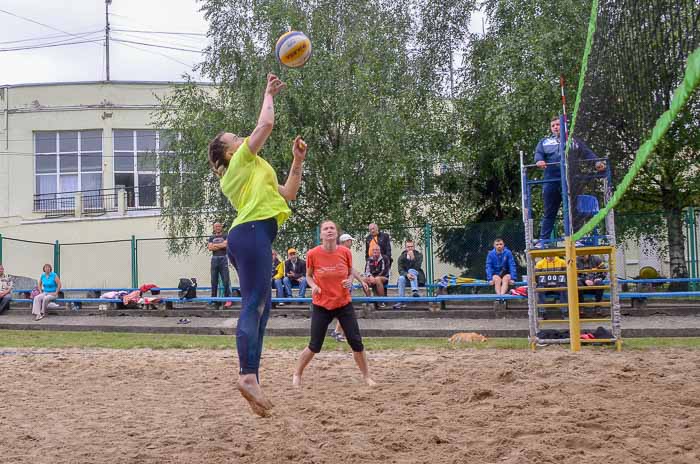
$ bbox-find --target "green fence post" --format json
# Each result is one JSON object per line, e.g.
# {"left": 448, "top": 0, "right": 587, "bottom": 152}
{"left": 687, "top": 208, "right": 697, "bottom": 290}
{"left": 131, "top": 235, "right": 138, "bottom": 288}
{"left": 315, "top": 225, "right": 321, "bottom": 245}
{"left": 0, "top": 233, "right": 3, "bottom": 265}
{"left": 54, "top": 240, "right": 60, "bottom": 276}
{"left": 424, "top": 223, "right": 434, "bottom": 296}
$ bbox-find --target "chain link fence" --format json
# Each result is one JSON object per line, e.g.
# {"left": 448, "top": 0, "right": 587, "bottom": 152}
{"left": 1, "top": 237, "right": 54, "bottom": 290}
{"left": 1, "top": 207, "right": 698, "bottom": 289}
{"left": 137, "top": 237, "right": 226, "bottom": 289}
{"left": 60, "top": 240, "right": 132, "bottom": 289}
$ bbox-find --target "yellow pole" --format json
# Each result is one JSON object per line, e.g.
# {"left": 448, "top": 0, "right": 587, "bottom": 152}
{"left": 565, "top": 237, "right": 581, "bottom": 351}
{"left": 608, "top": 245, "right": 623, "bottom": 352}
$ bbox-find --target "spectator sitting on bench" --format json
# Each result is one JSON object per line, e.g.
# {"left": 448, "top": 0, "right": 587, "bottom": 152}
{"left": 0, "top": 264, "right": 13, "bottom": 315}
{"left": 272, "top": 250, "right": 286, "bottom": 306}
{"left": 393, "top": 240, "right": 426, "bottom": 309}
{"left": 364, "top": 246, "right": 390, "bottom": 308}
{"left": 535, "top": 255, "right": 567, "bottom": 320}
{"left": 577, "top": 254, "right": 606, "bottom": 316}
{"left": 485, "top": 238, "right": 517, "bottom": 300}
{"left": 32, "top": 263, "right": 62, "bottom": 321}
{"left": 284, "top": 248, "right": 307, "bottom": 298}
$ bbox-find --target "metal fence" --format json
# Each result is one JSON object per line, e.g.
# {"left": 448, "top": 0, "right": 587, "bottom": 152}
{"left": 1, "top": 207, "right": 698, "bottom": 289}
{"left": 60, "top": 240, "right": 132, "bottom": 288}
{"left": 136, "top": 237, "right": 216, "bottom": 289}
{"left": 0, "top": 237, "right": 54, "bottom": 288}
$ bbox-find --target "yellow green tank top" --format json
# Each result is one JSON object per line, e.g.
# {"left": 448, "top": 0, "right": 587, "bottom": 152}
{"left": 220, "top": 138, "right": 291, "bottom": 229}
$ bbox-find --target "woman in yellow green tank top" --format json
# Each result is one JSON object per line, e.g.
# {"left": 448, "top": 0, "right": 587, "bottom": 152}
{"left": 208, "top": 73, "right": 307, "bottom": 417}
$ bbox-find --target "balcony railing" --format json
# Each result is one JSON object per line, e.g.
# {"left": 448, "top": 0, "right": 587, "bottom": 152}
{"left": 33, "top": 186, "right": 161, "bottom": 218}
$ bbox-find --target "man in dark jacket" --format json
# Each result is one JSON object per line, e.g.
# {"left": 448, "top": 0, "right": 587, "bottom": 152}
{"left": 363, "top": 246, "right": 390, "bottom": 305}
{"left": 283, "top": 248, "right": 307, "bottom": 298}
{"left": 534, "top": 116, "right": 606, "bottom": 246}
{"left": 393, "top": 240, "right": 426, "bottom": 309}
{"left": 365, "top": 223, "right": 392, "bottom": 264}
{"left": 485, "top": 238, "right": 517, "bottom": 297}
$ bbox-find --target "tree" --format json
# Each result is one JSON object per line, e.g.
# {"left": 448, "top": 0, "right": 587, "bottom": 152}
{"left": 435, "top": 0, "right": 592, "bottom": 269}
{"left": 155, "top": 0, "right": 475, "bottom": 254}
{"left": 570, "top": 0, "right": 700, "bottom": 282}
{"left": 437, "top": 0, "right": 700, "bottom": 283}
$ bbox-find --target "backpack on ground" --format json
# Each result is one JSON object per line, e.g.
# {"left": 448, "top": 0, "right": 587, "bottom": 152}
{"left": 178, "top": 278, "right": 197, "bottom": 299}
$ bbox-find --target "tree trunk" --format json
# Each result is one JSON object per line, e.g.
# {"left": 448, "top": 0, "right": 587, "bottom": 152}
{"left": 665, "top": 208, "right": 689, "bottom": 291}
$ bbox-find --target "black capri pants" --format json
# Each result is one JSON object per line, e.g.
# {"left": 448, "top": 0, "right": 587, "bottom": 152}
{"left": 308, "top": 303, "right": 364, "bottom": 353}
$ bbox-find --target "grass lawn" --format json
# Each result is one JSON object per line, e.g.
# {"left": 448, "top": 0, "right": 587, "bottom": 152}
{"left": 2, "top": 330, "right": 700, "bottom": 350}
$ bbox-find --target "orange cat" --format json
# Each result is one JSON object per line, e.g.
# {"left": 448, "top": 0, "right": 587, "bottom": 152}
{"left": 449, "top": 332, "right": 488, "bottom": 343}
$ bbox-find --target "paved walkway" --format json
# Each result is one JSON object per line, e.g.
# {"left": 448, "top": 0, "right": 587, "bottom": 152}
{"left": 2, "top": 314, "right": 700, "bottom": 337}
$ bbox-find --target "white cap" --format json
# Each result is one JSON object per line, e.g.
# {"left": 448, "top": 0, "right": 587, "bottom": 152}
{"left": 339, "top": 233, "right": 354, "bottom": 242}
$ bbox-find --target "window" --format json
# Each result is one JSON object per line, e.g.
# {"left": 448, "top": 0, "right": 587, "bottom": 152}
{"left": 113, "top": 130, "right": 173, "bottom": 208}
{"left": 34, "top": 131, "right": 103, "bottom": 210}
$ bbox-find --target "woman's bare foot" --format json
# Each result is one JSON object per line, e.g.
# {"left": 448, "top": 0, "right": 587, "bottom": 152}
{"left": 246, "top": 400, "right": 270, "bottom": 417}
{"left": 364, "top": 376, "right": 376, "bottom": 387}
{"left": 292, "top": 374, "right": 301, "bottom": 388}
{"left": 237, "top": 376, "right": 273, "bottom": 416}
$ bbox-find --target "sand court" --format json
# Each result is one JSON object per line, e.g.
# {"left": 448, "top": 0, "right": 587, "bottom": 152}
{"left": 1, "top": 347, "right": 699, "bottom": 463}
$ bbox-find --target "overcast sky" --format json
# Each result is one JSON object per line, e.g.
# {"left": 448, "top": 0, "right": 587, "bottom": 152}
{"left": 1, "top": 0, "right": 485, "bottom": 86}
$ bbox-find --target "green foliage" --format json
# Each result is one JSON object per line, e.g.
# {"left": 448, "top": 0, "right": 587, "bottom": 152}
{"left": 155, "top": 0, "right": 475, "bottom": 253}
{"left": 445, "top": 0, "right": 592, "bottom": 223}
{"left": 569, "top": 0, "right": 700, "bottom": 278}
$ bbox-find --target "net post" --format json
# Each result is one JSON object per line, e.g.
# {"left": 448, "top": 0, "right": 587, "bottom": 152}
{"left": 54, "top": 240, "right": 61, "bottom": 276}
{"left": 131, "top": 235, "right": 138, "bottom": 288}
{"left": 559, "top": 114, "right": 572, "bottom": 237}
{"left": 565, "top": 237, "right": 581, "bottom": 352}
{"left": 687, "top": 208, "right": 697, "bottom": 290}
{"left": 424, "top": 223, "right": 434, "bottom": 297}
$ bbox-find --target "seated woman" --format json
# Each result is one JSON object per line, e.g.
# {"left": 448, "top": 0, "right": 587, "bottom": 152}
{"left": 32, "top": 263, "right": 62, "bottom": 321}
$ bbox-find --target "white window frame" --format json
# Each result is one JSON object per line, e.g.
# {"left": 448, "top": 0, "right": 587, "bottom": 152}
{"left": 113, "top": 129, "right": 176, "bottom": 208}
{"left": 34, "top": 130, "right": 103, "bottom": 211}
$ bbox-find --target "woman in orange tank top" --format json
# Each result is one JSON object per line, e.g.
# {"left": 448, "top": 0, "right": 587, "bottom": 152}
{"left": 292, "top": 220, "right": 376, "bottom": 388}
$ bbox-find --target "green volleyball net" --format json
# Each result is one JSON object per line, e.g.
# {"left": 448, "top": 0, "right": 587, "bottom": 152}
{"left": 566, "top": 0, "right": 700, "bottom": 241}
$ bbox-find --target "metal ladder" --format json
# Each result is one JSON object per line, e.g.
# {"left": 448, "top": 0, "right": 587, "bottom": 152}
{"left": 520, "top": 151, "right": 622, "bottom": 352}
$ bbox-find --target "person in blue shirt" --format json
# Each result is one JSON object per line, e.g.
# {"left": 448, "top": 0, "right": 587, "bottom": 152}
{"left": 32, "top": 263, "right": 62, "bottom": 321}
{"left": 485, "top": 238, "right": 517, "bottom": 297}
{"left": 534, "top": 116, "right": 606, "bottom": 245}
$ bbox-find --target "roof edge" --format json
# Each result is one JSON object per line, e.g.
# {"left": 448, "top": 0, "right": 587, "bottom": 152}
{"left": 1, "top": 80, "right": 215, "bottom": 89}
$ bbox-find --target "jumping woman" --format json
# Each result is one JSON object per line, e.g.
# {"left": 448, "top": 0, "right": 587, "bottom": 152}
{"left": 208, "top": 73, "right": 307, "bottom": 416}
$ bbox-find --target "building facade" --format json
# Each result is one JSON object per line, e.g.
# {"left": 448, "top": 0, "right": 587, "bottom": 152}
{"left": 0, "top": 81, "right": 217, "bottom": 288}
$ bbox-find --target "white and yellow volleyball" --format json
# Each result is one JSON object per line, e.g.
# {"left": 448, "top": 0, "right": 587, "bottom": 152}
{"left": 275, "top": 31, "right": 312, "bottom": 68}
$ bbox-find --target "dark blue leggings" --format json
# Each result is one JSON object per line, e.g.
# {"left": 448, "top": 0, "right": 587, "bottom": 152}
{"left": 227, "top": 218, "right": 277, "bottom": 376}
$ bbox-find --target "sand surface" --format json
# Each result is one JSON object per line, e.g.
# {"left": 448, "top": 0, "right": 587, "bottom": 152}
{"left": 1, "top": 347, "right": 699, "bottom": 464}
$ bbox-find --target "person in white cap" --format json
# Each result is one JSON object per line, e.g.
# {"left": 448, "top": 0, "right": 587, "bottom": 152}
{"left": 331, "top": 233, "right": 369, "bottom": 342}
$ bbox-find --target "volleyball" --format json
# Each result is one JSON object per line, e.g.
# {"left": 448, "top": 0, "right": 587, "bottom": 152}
{"left": 275, "top": 31, "right": 312, "bottom": 68}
